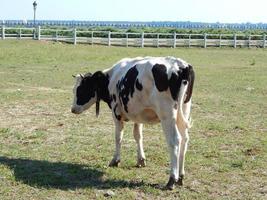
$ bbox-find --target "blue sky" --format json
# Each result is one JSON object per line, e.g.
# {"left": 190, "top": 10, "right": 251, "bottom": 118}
{"left": 1, "top": 0, "right": 267, "bottom": 23}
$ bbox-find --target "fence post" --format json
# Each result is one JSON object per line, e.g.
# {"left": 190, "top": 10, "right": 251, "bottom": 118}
{"left": 108, "top": 31, "right": 111, "bottom": 46}
{"left": 204, "top": 33, "right": 207, "bottom": 48}
{"left": 126, "top": 33, "right": 128, "bottom": 47}
{"left": 173, "top": 32, "right": 176, "bottom": 48}
{"left": 55, "top": 30, "right": 58, "bottom": 42}
{"left": 2, "top": 25, "right": 5, "bottom": 40}
{"left": 141, "top": 32, "right": 144, "bottom": 48}
{"left": 73, "top": 28, "right": 77, "bottom": 45}
{"left": 263, "top": 34, "right": 266, "bottom": 48}
{"left": 33, "top": 28, "right": 35, "bottom": 39}
{"left": 219, "top": 34, "right": 222, "bottom": 47}
{"left": 91, "top": 31, "right": 94, "bottom": 45}
{"left": 234, "top": 34, "right": 237, "bottom": 48}
{"left": 248, "top": 35, "right": 251, "bottom": 48}
{"left": 189, "top": 34, "right": 191, "bottom": 48}
{"left": 157, "top": 33, "right": 159, "bottom": 48}
{"left": 38, "top": 26, "right": 41, "bottom": 40}
{"left": 19, "top": 28, "right": 22, "bottom": 39}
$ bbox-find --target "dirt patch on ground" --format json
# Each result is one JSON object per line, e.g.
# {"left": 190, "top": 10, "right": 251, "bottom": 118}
{"left": 3, "top": 83, "right": 68, "bottom": 93}
{"left": 0, "top": 100, "right": 67, "bottom": 133}
{"left": 243, "top": 147, "right": 262, "bottom": 156}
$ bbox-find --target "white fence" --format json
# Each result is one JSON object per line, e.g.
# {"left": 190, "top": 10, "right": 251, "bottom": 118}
{"left": 1, "top": 26, "right": 266, "bottom": 48}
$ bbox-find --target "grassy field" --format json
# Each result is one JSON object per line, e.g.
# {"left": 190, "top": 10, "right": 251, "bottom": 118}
{"left": 0, "top": 40, "right": 266, "bottom": 199}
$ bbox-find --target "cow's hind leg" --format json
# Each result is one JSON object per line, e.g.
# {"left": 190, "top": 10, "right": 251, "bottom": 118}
{"left": 109, "top": 120, "right": 124, "bottom": 167}
{"left": 177, "top": 100, "right": 191, "bottom": 186}
{"left": 133, "top": 123, "right": 146, "bottom": 167}
{"left": 161, "top": 116, "right": 181, "bottom": 190}
{"left": 176, "top": 126, "right": 189, "bottom": 186}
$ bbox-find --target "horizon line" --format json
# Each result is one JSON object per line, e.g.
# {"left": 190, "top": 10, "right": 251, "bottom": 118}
{"left": 1, "top": 19, "right": 267, "bottom": 25}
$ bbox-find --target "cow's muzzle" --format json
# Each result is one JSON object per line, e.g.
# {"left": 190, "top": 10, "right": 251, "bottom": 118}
{"left": 71, "top": 107, "right": 82, "bottom": 114}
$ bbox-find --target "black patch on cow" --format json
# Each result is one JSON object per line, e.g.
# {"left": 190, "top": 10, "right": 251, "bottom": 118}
{"left": 168, "top": 67, "right": 190, "bottom": 101}
{"left": 168, "top": 66, "right": 194, "bottom": 101}
{"left": 76, "top": 73, "right": 96, "bottom": 106}
{"left": 168, "top": 72, "right": 180, "bottom": 101}
{"left": 113, "top": 104, "right": 121, "bottom": 121}
{"left": 112, "top": 94, "right": 117, "bottom": 102}
{"left": 92, "top": 71, "right": 112, "bottom": 108}
{"left": 152, "top": 63, "right": 195, "bottom": 102}
{"left": 184, "top": 64, "right": 195, "bottom": 103}
{"left": 135, "top": 79, "right": 143, "bottom": 91}
{"left": 117, "top": 66, "right": 139, "bottom": 113}
{"left": 152, "top": 64, "right": 169, "bottom": 91}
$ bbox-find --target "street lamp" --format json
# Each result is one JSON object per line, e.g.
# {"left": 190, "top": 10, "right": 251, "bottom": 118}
{"left": 33, "top": 1, "right": 37, "bottom": 27}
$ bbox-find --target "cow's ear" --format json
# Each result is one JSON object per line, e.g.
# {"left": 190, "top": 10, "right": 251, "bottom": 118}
{"left": 84, "top": 72, "right": 92, "bottom": 77}
{"left": 72, "top": 74, "right": 83, "bottom": 80}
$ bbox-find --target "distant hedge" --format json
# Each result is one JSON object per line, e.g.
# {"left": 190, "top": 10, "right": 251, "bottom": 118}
{"left": 78, "top": 26, "right": 267, "bottom": 35}
{"left": 5, "top": 26, "right": 267, "bottom": 36}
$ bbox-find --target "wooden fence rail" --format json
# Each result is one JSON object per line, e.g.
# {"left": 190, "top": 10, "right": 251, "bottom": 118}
{"left": 1, "top": 26, "right": 266, "bottom": 48}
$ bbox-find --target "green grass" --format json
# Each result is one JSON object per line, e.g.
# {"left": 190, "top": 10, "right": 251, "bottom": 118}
{"left": 0, "top": 40, "right": 266, "bottom": 199}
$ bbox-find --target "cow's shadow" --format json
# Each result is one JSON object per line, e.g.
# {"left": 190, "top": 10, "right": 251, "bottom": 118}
{"left": 0, "top": 156, "right": 149, "bottom": 190}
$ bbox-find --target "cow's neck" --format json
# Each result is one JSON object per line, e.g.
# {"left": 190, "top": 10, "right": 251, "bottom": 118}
{"left": 94, "top": 71, "right": 112, "bottom": 109}
{"left": 96, "top": 88, "right": 111, "bottom": 108}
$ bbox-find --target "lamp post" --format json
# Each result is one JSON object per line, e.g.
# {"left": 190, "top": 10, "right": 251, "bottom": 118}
{"left": 32, "top": 1, "right": 37, "bottom": 26}
{"left": 33, "top": 1, "right": 37, "bottom": 26}
{"left": 33, "top": 1, "right": 37, "bottom": 39}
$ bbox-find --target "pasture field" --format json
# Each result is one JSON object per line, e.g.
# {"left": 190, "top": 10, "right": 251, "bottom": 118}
{"left": 0, "top": 40, "right": 266, "bottom": 200}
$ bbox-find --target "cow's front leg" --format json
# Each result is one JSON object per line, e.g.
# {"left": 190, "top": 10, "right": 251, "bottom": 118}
{"left": 161, "top": 117, "right": 181, "bottom": 190}
{"left": 133, "top": 123, "right": 146, "bottom": 167}
{"left": 109, "top": 120, "right": 124, "bottom": 167}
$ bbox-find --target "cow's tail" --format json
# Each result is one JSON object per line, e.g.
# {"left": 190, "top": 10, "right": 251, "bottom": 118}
{"left": 184, "top": 65, "right": 195, "bottom": 104}
{"left": 177, "top": 81, "right": 191, "bottom": 129}
{"left": 177, "top": 65, "right": 195, "bottom": 129}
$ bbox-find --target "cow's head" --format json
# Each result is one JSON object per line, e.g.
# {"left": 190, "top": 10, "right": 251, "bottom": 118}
{"left": 71, "top": 73, "right": 97, "bottom": 114}
{"left": 71, "top": 71, "right": 111, "bottom": 115}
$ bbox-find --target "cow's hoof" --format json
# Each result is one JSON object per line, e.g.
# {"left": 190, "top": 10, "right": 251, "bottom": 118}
{"left": 166, "top": 177, "right": 176, "bottom": 190}
{"left": 177, "top": 175, "right": 184, "bottom": 186}
{"left": 136, "top": 158, "right": 146, "bottom": 168}
{"left": 108, "top": 159, "right": 120, "bottom": 167}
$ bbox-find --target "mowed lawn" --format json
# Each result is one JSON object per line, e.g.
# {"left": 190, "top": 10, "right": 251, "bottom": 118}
{"left": 0, "top": 40, "right": 266, "bottom": 200}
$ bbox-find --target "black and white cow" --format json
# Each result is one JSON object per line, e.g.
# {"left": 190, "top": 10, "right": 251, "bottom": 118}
{"left": 71, "top": 56, "right": 195, "bottom": 190}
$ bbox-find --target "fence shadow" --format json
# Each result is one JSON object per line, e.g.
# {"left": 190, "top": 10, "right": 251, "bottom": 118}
{"left": 0, "top": 156, "right": 150, "bottom": 190}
